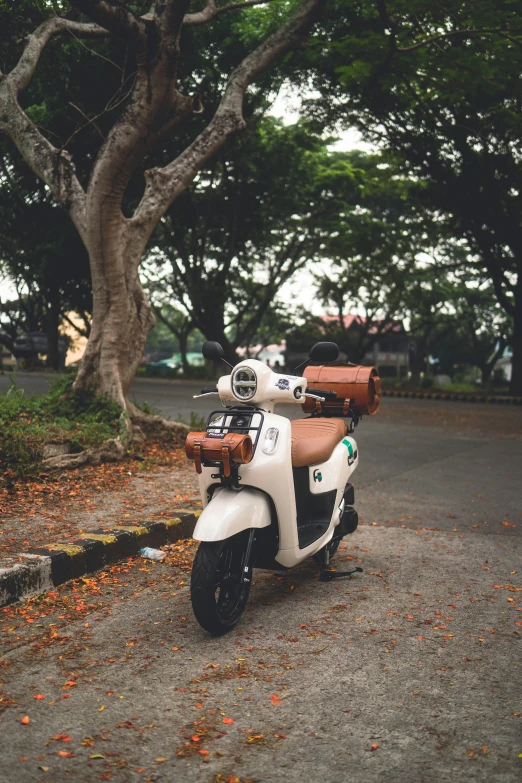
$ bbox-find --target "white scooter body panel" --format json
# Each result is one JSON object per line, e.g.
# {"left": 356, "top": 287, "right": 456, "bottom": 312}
{"left": 195, "top": 408, "right": 358, "bottom": 568}
{"left": 308, "top": 436, "right": 358, "bottom": 495}
{"left": 193, "top": 486, "right": 271, "bottom": 542}
{"left": 196, "top": 412, "right": 296, "bottom": 548}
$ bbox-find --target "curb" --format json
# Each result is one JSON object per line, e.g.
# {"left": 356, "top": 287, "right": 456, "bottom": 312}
{"left": 0, "top": 510, "right": 201, "bottom": 608}
{"left": 382, "top": 390, "right": 522, "bottom": 405}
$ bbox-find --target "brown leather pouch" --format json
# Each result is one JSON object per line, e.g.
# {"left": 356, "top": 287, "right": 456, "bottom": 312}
{"left": 185, "top": 431, "right": 254, "bottom": 476}
{"left": 302, "top": 364, "right": 381, "bottom": 416}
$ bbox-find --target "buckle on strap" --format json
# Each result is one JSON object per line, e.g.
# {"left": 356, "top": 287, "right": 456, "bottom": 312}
{"left": 221, "top": 444, "right": 231, "bottom": 477}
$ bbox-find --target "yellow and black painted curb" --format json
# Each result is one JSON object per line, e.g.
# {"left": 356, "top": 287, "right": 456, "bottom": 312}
{"left": 382, "top": 390, "right": 522, "bottom": 405}
{"left": 0, "top": 510, "right": 201, "bottom": 608}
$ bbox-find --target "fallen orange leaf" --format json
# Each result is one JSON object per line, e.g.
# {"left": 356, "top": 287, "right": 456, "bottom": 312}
{"left": 20, "top": 716, "right": 30, "bottom": 725}
{"left": 223, "top": 718, "right": 234, "bottom": 725}
{"left": 371, "top": 743, "right": 379, "bottom": 751}
{"left": 33, "top": 694, "right": 46, "bottom": 700}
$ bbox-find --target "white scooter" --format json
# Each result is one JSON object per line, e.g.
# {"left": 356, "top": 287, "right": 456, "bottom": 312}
{"left": 187, "top": 340, "right": 380, "bottom": 635}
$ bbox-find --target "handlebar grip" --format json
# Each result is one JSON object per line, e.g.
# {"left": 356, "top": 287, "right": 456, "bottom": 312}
{"left": 200, "top": 387, "right": 218, "bottom": 394}
{"left": 306, "top": 387, "right": 338, "bottom": 401}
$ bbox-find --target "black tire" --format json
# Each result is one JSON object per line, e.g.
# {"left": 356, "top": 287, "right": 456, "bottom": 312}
{"left": 191, "top": 531, "right": 252, "bottom": 635}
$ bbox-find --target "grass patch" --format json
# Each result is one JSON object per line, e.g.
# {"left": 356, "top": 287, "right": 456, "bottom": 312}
{"left": 0, "top": 373, "right": 124, "bottom": 479}
{"left": 176, "top": 411, "right": 207, "bottom": 431}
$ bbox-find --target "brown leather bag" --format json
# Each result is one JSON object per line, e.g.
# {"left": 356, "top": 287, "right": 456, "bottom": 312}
{"left": 185, "top": 431, "right": 253, "bottom": 476}
{"left": 302, "top": 364, "right": 381, "bottom": 416}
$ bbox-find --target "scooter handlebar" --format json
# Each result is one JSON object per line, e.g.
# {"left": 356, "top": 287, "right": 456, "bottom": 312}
{"left": 305, "top": 387, "right": 338, "bottom": 401}
{"left": 192, "top": 387, "right": 219, "bottom": 399}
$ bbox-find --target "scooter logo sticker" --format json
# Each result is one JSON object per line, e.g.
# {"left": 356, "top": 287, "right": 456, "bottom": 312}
{"left": 342, "top": 438, "right": 355, "bottom": 466}
{"left": 313, "top": 468, "right": 322, "bottom": 482}
{"left": 274, "top": 378, "right": 290, "bottom": 390}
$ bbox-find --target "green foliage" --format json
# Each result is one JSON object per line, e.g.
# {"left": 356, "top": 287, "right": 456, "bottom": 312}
{"left": 175, "top": 411, "right": 207, "bottom": 431}
{"left": 145, "top": 120, "right": 400, "bottom": 362}
{"left": 302, "top": 0, "right": 522, "bottom": 391}
{"left": 0, "top": 373, "right": 122, "bottom": 478}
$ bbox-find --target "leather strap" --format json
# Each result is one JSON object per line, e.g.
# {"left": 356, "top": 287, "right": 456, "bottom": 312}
{"left": 194, "top": 443, "right": 202, "bottom": 474}
{"left": 221, "top": 445, "right": 231, "bottom": 477}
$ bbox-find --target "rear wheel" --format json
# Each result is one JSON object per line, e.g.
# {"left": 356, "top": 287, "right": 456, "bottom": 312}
{"left": 191, "top": 530, "right": 252, "bottom": 635}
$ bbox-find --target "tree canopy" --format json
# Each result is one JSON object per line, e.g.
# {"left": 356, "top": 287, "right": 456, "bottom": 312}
{"left": 299, "top": 0, "right": 522, "bottom": 393}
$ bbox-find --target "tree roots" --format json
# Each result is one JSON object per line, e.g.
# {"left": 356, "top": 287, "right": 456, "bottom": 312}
{"left": 40, "top": 407, "right": 189, "bottom": 472}
{"left": 41, "top": 436, "right": 126, "bottom": 471}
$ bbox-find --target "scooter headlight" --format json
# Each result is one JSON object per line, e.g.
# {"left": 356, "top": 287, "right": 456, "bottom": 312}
{"left": 231, "top": 366, "right": 257, "bottom": 401}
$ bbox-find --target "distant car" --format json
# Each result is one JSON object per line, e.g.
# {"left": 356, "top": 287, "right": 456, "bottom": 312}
{"left": 145, "top": 352, "right": 205, "bottom": 375}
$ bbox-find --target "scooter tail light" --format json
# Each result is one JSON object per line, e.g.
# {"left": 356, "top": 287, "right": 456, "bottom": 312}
{"left": 262, "top": 427, "right": 279, "bottom": 454}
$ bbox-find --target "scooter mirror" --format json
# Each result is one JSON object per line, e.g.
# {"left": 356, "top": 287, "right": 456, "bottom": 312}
{"left": 202, "top": 341, "right": 225, "bottom": 361}
{"left": 309, "top": 341, "right": 339, "bottom": 364}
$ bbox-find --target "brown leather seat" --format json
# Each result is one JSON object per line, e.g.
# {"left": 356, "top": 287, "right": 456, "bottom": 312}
{"left": 290, "top": 418, "right": 348, "bottom": 468}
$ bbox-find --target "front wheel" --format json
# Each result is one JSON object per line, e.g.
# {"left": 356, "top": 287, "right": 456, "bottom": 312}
{"left": 191, "top": 530, "right": 253, "bottom": 635}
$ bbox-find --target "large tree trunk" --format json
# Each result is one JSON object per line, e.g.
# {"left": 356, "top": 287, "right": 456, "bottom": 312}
{"left": 409, "top": 341, "right": 427, "bottom": 386}
{"left": 509, "top": 268, "right": 522, "bottom": 396}
{"left": 178, "top": 328, "right": 190, "bottom": 375}
{"left": 193, "top": 307, "right": 238, "bottom": 366}
{"left": 73, "top": 239, "right": 155, "bottom": 408}
{"left": 0, "top": 0, "right": 326, "bottom": 410}
{"left": 480, "top": 364, "right": 492, "bottom": 388}
{"left": 46, "top": 287, "right": 61, "bottom": 370}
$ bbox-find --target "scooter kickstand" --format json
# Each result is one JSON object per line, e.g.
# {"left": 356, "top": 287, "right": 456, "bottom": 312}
{"left": 319, "top": 566, "right": 363, "bottom": 582}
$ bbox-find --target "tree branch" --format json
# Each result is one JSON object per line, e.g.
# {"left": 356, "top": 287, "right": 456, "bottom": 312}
{"left": 7, "top": 17, "right": 108, "bottom": 94}
{"left": 131, "top": 0, "right": 326, "bottom": 241}
{"left": 0, "top": 92, "right": 87, "bottom": 240}
{"left": 62, "top": 312, "right": 90, "bottom": 338}
{"left": 397, "top": 27, "right": 521, "bottom": 53}
{"left": 70, "top": 0, "right": 146, "bottom": 42}
{"left": 0, "top": 16, "right": 113, "bottom": 240}
{"left": 184, "top": 0, "right": 273, "bottom": 26}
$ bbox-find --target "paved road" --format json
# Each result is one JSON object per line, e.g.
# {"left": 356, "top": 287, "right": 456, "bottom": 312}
{"left": 0, "top": 372, "right": 213, "bottom": 422}
{"left": 0, "top": 373, "right": 521, "bottom": 782}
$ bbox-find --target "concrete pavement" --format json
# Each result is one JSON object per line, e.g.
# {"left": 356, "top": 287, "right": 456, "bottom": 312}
{"left": 0, "top": 374, "right": 521, "bottom": 781}
{"left": 0, "top": 523, "right": 520, "bottom": 783}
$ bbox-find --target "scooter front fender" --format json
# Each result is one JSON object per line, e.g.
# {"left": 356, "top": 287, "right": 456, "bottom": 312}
{"left": 193, "top": 487, "right": 271, "bottom": 542}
